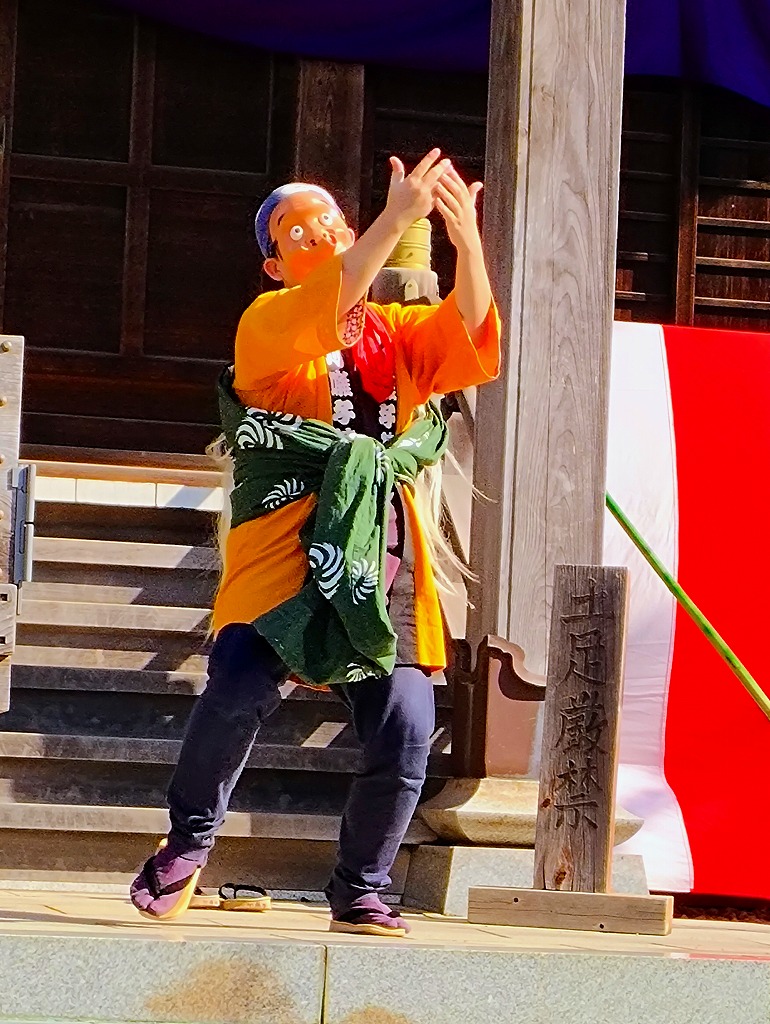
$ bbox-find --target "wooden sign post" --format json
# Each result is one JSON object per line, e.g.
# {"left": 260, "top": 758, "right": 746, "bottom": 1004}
{"left": 468, "top": 565, "right": 674, "bottom": 935}
{"left": 535, "top": 564, "right": 626, "bottom": 893}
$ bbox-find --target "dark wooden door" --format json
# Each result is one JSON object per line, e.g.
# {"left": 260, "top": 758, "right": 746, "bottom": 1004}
{"left": 360, "top": 68, "right": 770, "bottom": 333}
{"left": 0, "top": 0, "right": 295, "bottom": 455}
{"left": 615, "top": 78, "right": 770, "bottom": 329}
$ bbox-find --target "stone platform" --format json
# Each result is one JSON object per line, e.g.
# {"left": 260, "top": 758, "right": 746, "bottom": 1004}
{"left": 0, "top": 887, "right": 769, "bottom": 1024}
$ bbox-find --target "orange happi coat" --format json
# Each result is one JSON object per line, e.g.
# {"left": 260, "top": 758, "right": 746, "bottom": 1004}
{"left": 212, "top": 253, "right": 501, "bottom": 670}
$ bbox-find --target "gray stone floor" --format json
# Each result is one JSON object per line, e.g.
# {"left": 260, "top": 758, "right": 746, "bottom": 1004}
{"left": 0, "top": 887, "right": 769, "bottom": 1024}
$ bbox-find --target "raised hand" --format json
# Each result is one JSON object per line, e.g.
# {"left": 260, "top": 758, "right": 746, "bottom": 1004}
{"left": 434, "top": 165, "right": 484, "bottom": 253}
{"left": 385, "top": 148, "right": 451, "bottom": 231}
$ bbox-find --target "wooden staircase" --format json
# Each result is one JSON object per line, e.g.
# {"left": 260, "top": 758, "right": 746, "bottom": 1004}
{"left": 0, "top": 453, "right": 445, "bottom": 892}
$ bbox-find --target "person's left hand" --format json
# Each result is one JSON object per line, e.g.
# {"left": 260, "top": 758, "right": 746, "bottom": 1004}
{"left": 434, "top": 165, "right": 483, "bottom": 252}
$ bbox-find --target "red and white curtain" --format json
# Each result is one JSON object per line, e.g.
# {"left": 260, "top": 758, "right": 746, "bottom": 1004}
{"left": 607, "top": 322, "right": 770, "bottom": 899}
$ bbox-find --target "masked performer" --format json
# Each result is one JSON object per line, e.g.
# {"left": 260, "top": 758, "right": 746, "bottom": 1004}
{"left": 130, "top": 149, "right": 500, "bottom": 936}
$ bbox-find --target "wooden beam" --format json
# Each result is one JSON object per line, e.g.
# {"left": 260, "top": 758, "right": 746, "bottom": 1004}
{"left": 675, "top": 86, "right": 700, "bottom": 325}
{"left": 696, "top": 296, "right": 770, "bottom": 311}
{"left": 293, "top": 59, "right": 365, "bottom": 227}
{"left": 121, "top": 19, "right": 155, "bottom": 358}
{"left": 10, "top": 153, "right": 268, "bottom": 196}
{"left": 468, "top": 0, "right": 627, "bottom": 676}
{"left": 533, "top": 565, "right": 628, "bottom": 893}
{"left": 468, "top": 887, "right": 674, "bottom": 936}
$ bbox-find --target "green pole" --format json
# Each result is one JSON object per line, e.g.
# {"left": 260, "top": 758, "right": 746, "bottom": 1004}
{"left": 606, "top": 492, "right": 770, "bottom": 723}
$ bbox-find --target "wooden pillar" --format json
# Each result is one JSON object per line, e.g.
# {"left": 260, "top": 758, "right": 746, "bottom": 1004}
{"left": 468, "top": 0, "right": 627, "bottom": 682}
{"left": 674, "top": 85, "right": 700, "bottom": 326}
{"left": 293, "top": 59, "right": 365, "bottom": 227}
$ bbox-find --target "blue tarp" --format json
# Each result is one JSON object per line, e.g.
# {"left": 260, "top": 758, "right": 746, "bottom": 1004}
{"left": 111, "top": 0, "right": 770, "bottom": 109}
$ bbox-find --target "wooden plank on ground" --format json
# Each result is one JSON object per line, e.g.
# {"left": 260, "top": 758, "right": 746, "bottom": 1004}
{"left": 33, "top": 536, "right": 218, "bottom": 570}
{"left": 468, "top": 887, "right": 674, "bottom": 936}
{"left": 533, "top": 565, "right": 628, "bottom": 893}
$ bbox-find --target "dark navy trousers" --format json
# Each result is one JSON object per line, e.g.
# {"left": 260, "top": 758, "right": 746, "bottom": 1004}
{"left": 167, "top": 623, "right": 436, "bottom": 913}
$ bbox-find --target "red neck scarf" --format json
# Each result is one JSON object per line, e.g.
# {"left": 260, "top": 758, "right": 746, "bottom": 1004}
{"left": 350, "top": 307, "right": 396, "bottom": 404}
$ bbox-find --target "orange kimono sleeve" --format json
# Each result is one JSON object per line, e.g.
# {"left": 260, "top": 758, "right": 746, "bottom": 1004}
{"left": 374, "top": 293, "right": 501, "bottom": 402}
{"left": 234, "top": 253, "right": 361, "bottom": 389}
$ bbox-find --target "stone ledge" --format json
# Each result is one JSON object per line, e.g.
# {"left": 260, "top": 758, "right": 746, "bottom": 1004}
{"left": 0, "top": 801, "right": 437, "bottom": 844}
{"left": 0, "top": 933, "right": 324, "bottom": 1024}
{"left": 0, "top": 891, "right": 768, "bottom": 1024}
{"left": 402, "top": 844, "right": 649, "bottom": 917}
{"left": 419, "top": 777, "right": 643, "bottom": 846}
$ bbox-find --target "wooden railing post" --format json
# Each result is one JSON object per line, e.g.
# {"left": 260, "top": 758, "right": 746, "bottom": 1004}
{"left": 0, "top": 334, "right": 23, "bottom": 711}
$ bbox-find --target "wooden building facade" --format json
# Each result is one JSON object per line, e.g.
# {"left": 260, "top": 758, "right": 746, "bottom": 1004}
{"left": 1, "top": 0, "right": 770, "bottom": 457}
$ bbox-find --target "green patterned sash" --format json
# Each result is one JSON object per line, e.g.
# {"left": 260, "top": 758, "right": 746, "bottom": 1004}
{"left": 218, "top": 368, "right": 448, "bottom": 687}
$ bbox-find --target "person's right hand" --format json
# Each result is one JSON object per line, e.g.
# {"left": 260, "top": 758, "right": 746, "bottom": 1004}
{"left": 385, "top": 149, "right": 451, "bottom": 231}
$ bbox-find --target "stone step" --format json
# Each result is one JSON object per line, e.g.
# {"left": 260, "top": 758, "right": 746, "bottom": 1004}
{"left": 31, "top": 563, "right": 217, "bottom": 605}
{"left": 9, "top": 663, "right": 211, "bottom": 695}
{"left": 0, "top": 688, "right": 452, "bottom": 748}
{"left": 23, "top": 445, "right": 215, "bottom": 472}
{"left": 0, "top": 732, "right": 453, "bottom": 775}
{"left": 9, "top": 663, "right": 455, "bottom": 706}
{"left": 0, "top": 731, "right": 360, "bottom": 771}
{"left": 31, "top": 456, "right": 223, "bottom": 489}
{"left": 2, "top": 699, "right": 451, "bottom": 754}
{"left": 0, "top": 754, "right": 368, "bottom": 813}
{"left": 0, "top": 750, "right": 447, "bottom": 816}
{"left": 33, "top": 536, "right": 218, "bottom": 570}
{"left": 0, "top": 826, "right": 414, "bottom": 892}
{"left": 13, "top": 636, "right": 210, "bottom": 674}
{"left": 18, "top": 598, "right": 211, "bottom": 634}
{"left": 0, "top": 688, "right": 354, "bottom": 742}
{"left": 0, "top": 801, "right": 436, "bottom": 844}
{"left": 35, "top": 500, "right": 216, "bottom": 544}
{"left": 22, "top": 578, "right": 217, "bottom": 607}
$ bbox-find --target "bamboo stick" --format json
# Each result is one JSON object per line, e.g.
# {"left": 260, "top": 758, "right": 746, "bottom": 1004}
{"left": 606, "top": 492, "right": 770, "bottom": 722}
